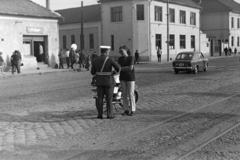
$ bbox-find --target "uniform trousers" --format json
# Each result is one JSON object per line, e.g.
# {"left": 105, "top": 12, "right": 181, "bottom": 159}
{"left": 120, "top": 81, "right": 136, "bottom": 112}
{"left": 97, "top": 85, "right": 114, "bottom": 117}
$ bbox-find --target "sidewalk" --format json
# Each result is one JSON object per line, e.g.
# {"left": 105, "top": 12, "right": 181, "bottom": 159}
{"left": 0, "top": 68, "right": 74, "bottom": 79}
{"left": 1, "top": 54, "right": 238, "bottom": 79}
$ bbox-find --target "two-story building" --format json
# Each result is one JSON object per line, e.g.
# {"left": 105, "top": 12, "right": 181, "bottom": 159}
{"left": 57, "top": 0, "right": 209, "bottom": 62}
{"left": 0, "top": 0, "right": 62, "bottom": 70}
{"left": 194, "top": 0, "right": 240, "bottom": 56}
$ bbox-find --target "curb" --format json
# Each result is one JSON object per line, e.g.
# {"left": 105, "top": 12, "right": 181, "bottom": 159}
{"left": 0, "top": 68, "right": 75, "bottom": 79}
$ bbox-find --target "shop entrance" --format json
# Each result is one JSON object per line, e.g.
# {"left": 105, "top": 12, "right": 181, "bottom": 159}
{"left": 23, "top": 36, "right": 48, "bottom": 63}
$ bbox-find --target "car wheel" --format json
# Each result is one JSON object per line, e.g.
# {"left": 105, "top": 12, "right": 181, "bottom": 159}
{"left": 204, "top": 63, "right": 208, "bottom": 72}
{"left": 193, "top": 66, "right": 198, "bottom": 74}
{"left": 174, "top": 69, "right": 179, "bottom": 74}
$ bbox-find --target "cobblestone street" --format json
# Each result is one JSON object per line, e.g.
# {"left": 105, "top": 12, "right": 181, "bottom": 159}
{"left": 0, "top": 56, "right": 240, "bottom": 160}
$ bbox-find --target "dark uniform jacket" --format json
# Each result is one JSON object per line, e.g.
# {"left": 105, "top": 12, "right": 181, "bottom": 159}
{"left": 91, "top": 54, "right": 120, "bottom": 73}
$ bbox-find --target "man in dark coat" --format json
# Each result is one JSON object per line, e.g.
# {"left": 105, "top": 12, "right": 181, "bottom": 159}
{"left": 224, "top": 47, "right": 228, "bottom": 56}
{"left": 69, "top": 48, "right": 75, "bottom": 69}
{"left": 134, "top": 50, "right": 140, "bottom": 64}
{"left": 91, "top": 46, "right": 120, "bottom": 119}
{"left": 11, "top": 50, "right": 21, "bottom": 74}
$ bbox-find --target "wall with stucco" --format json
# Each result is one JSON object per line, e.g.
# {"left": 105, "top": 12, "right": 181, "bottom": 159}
{"left": 0, "top": 15, "right": 59, "bottom": 70}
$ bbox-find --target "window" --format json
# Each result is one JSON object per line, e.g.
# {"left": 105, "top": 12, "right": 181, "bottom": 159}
{"left": 137, "top": 4, "right": 144, "bottom": 20}
{"left": 63, "top": 35, "right": 67, "bottom": 49}
{"left": 89, "top": 34, "right": 94, "bottom": 49}
{"left": 180, "top": 35, "right": 186, "bottom": 49}
{"left": 238, "top": 37, "right": 240, "bottom": 46}
{"left": 191, "top": 35, "right": 195, "bottom": 49}
{"left": 170, "top": 34, "right": 175, "bottom": 49}
{"left": 232, "top": 36, "right": 234, "bottom": 46}
{"left": 111, "top": 6, "right": 122, "bottom": 22}
{"left": 180, "top": 10, "right": 186, "bottom": 24}
{"left": 155, "top": 6, "right": 162, "bottom": 21}
{"left": 111, "top": 35, "right": 114, "bottom": 51}
{"left": 169, "top": 8, "right": 175, "bottom": 23}
{"left": 190, "top": 12, "right": 196, "bottom": 25}
{"left": 71, "top": 35, "right": 75, "bottom": 44}
{"left": 238, "top": 18, "right": 240, "bottom": 28}
{"left": 80, "top": 34, "right": 84, "bottom": 49}
{"left": 156, "top": 34, "right": 162, "bottom": 49}
{"left": 232, "top": 17, "right": 234, "bottom": 28}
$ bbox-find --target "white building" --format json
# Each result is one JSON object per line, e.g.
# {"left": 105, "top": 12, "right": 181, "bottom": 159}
{"left": 0, "top": 0, "right": 62, "bottom": 70}
{"left": 57, "top": 0, "right": 209, "bottom": 62}
{"left": 194, "top": 0, "right": 240, "bottom": 56}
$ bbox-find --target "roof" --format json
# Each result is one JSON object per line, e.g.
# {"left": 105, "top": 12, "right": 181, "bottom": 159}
{"left": 0, "top": 0, "right": 61, "bottom": 19}
{"left": 157, "top": 0, "right": 202, "bottom": 9}
{"left": 195, "top": 0, "right": 240, "bottom": 13}
{"left": 55, "top": 4, "right": 101, "bottom": 24}
{"left": 99, "top": 0, "right": 202, "bottom": 9}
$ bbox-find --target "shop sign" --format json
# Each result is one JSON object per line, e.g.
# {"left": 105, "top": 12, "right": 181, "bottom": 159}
{"left": 26, "top": 27, "right": 43, "bottom": 34}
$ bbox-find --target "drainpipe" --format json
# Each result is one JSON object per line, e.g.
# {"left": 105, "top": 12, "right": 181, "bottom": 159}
{"left": 149, "top": 0, "right": 153, "bottom": 62}
{"left": 167, "top": 0, "right": 170, "bottom": 62}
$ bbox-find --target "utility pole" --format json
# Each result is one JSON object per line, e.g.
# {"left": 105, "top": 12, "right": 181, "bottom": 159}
{"left": 166, "top": 0, "right": 170, "bottom": 62}
{"left": 80, "top": 1, "right": 84, "bottom": 53}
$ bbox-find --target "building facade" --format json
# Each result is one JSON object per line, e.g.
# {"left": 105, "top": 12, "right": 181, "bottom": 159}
{"left": 57, "top": 0, "right": 209, "bottom": 62}
{"left": 195, "top": 0, "right": 240, "bottom": 56}
{"left": 0, "top": 0, "right": 61, "bottom": 70}
{"left": 56, "top": 5, "right": 101, "bottom": 56}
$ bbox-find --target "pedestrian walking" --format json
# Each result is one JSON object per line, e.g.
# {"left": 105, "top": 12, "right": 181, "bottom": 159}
{"left": 234, "top": 48, "right": 237, "bottom": 55}
{"left": 229, "top": 47, "right": 232, "bottom": 56}
{"left": 69, "top": 48, "right": 76, "bottom": 69}
{"left": 157, "top": 47, "right": 162, "bottom": 62}
{"left": 134, "top": 50, "right": 140, "bottom": 64}
{"left": 58, "top": 49, "right": 64, "bottom": 69}
{"left": 74, "top": 51, "right": 80, "bottom": 70}
{"left": 11, "top": 50, "right": 21, "bottom": 74}
{"left": 91, "top": 46, "right": 120, "bottom": 119}
{"left": 85, "top": 53, "right": 91, "bottom": 71}
{"left": 79, "top": 51, "right": 86, "bottom": 69}
{"left": 224, "top": 47, "right": 228, "bottom": 56}
{"left": 66, "top": 48, "right": 70, "bottom": 68}
{"left": 118, "top": 45, "right": 136, "bottom": 116}
{"left": 0, "top": 52, "right": 5, "bottom": 75}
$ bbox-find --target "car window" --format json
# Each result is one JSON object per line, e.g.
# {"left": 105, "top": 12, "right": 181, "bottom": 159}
{"left": 198, "top": 53, "right": 203, "bottom": 59}
{"left": 176, "top": 53, "right": 193, "bottom": 60}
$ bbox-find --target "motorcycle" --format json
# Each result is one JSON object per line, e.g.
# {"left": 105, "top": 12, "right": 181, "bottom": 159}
{"left": 91, "top": 74, "right": 139, "bottom": 112}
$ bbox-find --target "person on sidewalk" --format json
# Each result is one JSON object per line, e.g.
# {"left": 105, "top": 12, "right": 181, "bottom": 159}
{"left": 39, "top": 44, "right": 44, "bottom": 63}
{"left": 224, "top": 47, "right": 228, "bottom": 56}
{"left": 134, "top": 50, "right": 140, "bottom": 64}
{"left": 157, "top": 46, "right": 162, "bottom": 62}
{"left": 69, "top": 48, "right": 76, "bottom": 69}
{"left": 228, "top": 47, "right": 232, "bottom": 56}
{"left": 234, "top": 48, "right": 237, "bottom": 55}
{"left": 91, "top": 46, "right": 120, "bottom": 119}
{"left": 66, "top": 48, "right": 70, "bottom": 68}
{"left": 0, "top": 52, "right": 5, "bottom": 75}
{"left": 58, "top": 49, "right": 64, "bottom": 69}
{"left": 11, "top": 50, "right": 21, "bottom": 74}
{"left": 118, "top": 45, "right": 136, "bottom": 116}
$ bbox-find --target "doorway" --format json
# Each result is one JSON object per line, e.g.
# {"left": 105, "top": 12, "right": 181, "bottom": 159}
{"left": 34, "top": 41, "right": 45, "bottom": 62}
{"left": 23, "top": 36, "right": 47, "bottom": 63}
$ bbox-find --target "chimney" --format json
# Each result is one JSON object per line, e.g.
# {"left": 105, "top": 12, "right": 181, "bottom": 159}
{"left": 46, "top": 0, "right": 50, "bottom": 9}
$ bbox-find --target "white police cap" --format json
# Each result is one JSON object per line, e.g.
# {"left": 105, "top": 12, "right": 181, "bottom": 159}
{"left": 100, "top": 45, "right": 111, "bottom": 49}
